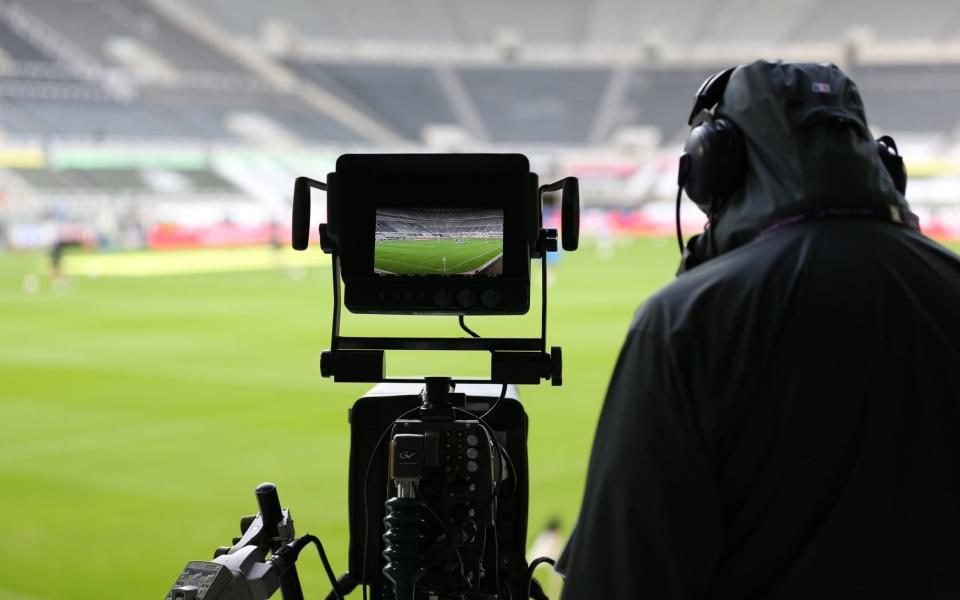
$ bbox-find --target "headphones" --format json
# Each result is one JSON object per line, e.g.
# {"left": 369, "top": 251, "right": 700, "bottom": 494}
{"left": 678, "top": 66, "right": 908, "bottom": 217}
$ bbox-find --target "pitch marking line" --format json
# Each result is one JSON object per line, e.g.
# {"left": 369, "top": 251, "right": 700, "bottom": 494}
{"left": 0, "top": 589, "right": 50, "bottom": 600}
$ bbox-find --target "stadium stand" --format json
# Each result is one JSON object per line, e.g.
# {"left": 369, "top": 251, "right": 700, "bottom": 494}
{"left": 788, "top": 0, "right": 960, "bottom": 43}
{"left": 3, "top": 0, "right": 960, "bottom": 145}
{"left": 1, "top": 97, "right": 193, "bottom": 138}
{"left": 376, "top": 208, "right": 502, "bottom": 240}
{"left": 137, "top": 86, "right": 365, "bottom": 143}
{"left": 9, "top": 167, "right": 240, "bottom": 194}
{"left": 16, "top": 0, "right": 248, "bottom": 74}
{"left": 4, "top": 0, "right": 960, "bottom": 248}
{"left": 0, "top": 17, "right": 53, "bottom": 62}
{"left": 852, "top": 63, "right": 960, "bottom": 134}
{"left": 458, "top": 66, "right": 609, "bottom": 144}
{"left": 181, "top": 0, "right": 960, "bottom": 45}
{"left": 286, "top": 61, "right": 459, "bottom": 141}
{"left": 610, "top": 67, "right": 725, "bottom": 143}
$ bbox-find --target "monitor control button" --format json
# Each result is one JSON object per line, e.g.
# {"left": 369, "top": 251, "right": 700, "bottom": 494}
{"left": 457, "top": 288, "right": 477, "bottom": 308}
{"left": 480, "top": 289, "right": 500, "bottom": 308}
{"left": 434, "top": 288, "right": 453, "bottom": 308}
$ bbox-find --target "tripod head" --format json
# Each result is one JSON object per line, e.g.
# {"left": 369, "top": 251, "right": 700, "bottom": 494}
{"left": 165, "top": 484, "right": 308, "bottom": 600}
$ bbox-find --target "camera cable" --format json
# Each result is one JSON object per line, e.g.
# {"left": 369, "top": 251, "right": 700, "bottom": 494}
{"left": 361, "top": 406, "right": 420, "bottom": 600}
{"left": 456, "top": 314, "right": 508, "bottom": 419}
{"left": 458, "top": 314, "right": 481, "bottom": 338}
{"left": 453, "top": 405, "right": 522, "bottom": 599}
{"left": 455, "top": 405, "right": 518, "bottom": 500}
{"left": 676, "top": 153, "right": 690, "bottom": 255}
{"left": 420, "top": 498, "right": 467, "bottom": 577}
{"left": 526, "top": 557, "right": 557, "bottom": 600}
{"left": 271, "top": 534, "right": 345, "bottom": 600}
{"left": 481, "top": 382, "right": 508, "bottom": 420}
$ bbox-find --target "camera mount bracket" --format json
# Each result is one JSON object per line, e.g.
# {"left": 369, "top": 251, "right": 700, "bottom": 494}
{"left": 292, "top": 170, "right": 579, "bottom": 387}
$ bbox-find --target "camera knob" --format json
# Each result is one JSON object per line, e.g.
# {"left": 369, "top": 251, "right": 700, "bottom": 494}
{"left": 171, "top": 586, "right": 199, "bottom": 600}
{"left": 239, "top": 515, "right": 256, "bottom": 533}
{"left": 320, "top": 350, "right": 334, "bottom": 377}
{"left": 457, "top": 520, "right": 478, "bottom": 544}
{"left": 549, "top": 346, "right": 563, "bottom": 386}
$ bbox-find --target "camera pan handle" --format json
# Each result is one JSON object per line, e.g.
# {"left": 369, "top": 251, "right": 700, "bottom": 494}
{"left": 292, "top": 176, "right": 327, "bottom": 251}
{"left": 539, "top": 176, "right": 580, "bottom": 251}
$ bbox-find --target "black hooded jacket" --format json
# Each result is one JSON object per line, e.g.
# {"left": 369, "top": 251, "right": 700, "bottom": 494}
{"left": 558, "top": 61, "right": 960, "bottom": 598}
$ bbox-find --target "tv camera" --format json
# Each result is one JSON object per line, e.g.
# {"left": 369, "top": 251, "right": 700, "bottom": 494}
{"left": 164, "top": 154, "right": 579, "bottom": 600}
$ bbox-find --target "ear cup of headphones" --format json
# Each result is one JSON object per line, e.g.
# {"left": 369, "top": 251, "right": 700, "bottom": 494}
{"left": 876, "top": 135, "right": 907, "bottom": 196}
{"left": 682, "top": 115, "right": 746, "bottom": 213}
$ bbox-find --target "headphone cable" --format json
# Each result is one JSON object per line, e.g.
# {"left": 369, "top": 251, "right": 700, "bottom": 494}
{"left": 675, "top": 183, "right": 685, "bottom": 255}
{"left": 675, "top": 154, "right": 691, "bottom": 255}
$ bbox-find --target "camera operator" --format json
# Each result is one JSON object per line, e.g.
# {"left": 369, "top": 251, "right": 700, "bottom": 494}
{"left": 558, "top": 60, "right": 960, "bottom": 598}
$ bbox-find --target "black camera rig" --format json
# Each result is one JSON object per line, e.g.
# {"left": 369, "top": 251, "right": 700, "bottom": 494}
{"left": 295, "top": 154, "right": 578, "bottom": 599}
{"left": 293, "top": 153, "right": 578, "bottom": 386}
{"left": 165, "top": 154, "right": 579, "bottom": 600}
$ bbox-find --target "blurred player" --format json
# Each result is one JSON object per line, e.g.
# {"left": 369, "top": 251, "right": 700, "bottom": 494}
{"left": 49, "top": 238, "right": 79, "bottom": 285}
{"left": 527, "top": 517, "right": 564, "bottom": 597}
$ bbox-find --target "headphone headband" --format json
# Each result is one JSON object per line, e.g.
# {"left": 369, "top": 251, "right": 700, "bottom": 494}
{"left": 688, "top": 66, "right": 736, "bottom": 125}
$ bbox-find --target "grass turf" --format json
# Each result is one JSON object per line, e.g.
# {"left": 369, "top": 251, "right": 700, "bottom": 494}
{"left": 5, "top": 235, "right": 955, "bottom": 599}
{"left": 0, "top": 237, "right": 678, "bottom": 599}
{"left": 374, "top": 238, "right": 503, "bottom": 275}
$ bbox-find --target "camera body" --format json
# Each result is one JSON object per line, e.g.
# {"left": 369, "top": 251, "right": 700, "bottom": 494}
{"left": 346, "top": 383, "right": 530, "bottom": 599}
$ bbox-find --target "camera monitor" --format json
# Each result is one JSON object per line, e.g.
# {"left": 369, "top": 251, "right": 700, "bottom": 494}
{"left": 324, "top": 154, "right": 540, "bottom": 315}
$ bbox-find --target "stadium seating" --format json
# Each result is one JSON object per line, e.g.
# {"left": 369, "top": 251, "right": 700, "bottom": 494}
{"left": 458, "top": 66, "right": 609, "bottom": 144}
{"left": 287, "top": 61, "right": 459, "bottom": 140}
{"left": 10, "top": 166, "right": 241, "bottom": 194}
{"left": 182, "top": 0, "right": 960, "bottom": 45}
{"left": 376, "top": 208, "right": 502, "bottom": 240}
{"left": 19, "top": 0, "right": 247, "bottom": 74}
{"left": 3, "top": 0, "right": 960, "bottom": 241}
{"left": 853, "top": 64, "right": 960, "bottom": 133}
{"left": 3, "top": 0, "right": 960, "bottom": 145}
{"left": 613, "top": 67, "right": 724, "bottom": 142}
{"left": 0, "top": 18, "right": 53, "bottom": 62}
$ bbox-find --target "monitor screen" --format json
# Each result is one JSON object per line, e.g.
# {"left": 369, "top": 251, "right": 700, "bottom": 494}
{"left": 374, "top": 207, "right": 504, "bottom": 276}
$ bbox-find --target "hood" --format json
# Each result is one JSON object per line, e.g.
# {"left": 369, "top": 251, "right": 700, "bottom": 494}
{"left": 687, "top": 60, "right": 915, "bottom": 266}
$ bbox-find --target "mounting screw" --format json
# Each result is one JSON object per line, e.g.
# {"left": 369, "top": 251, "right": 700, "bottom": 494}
{"left": 240, "top": 515, "right": 256, "bottom": 534}
{"left": 550, "top": 346, "right": 563, "bottom": 386}
{"left": 320, "top": 350, "right": 334, "bottom": 377}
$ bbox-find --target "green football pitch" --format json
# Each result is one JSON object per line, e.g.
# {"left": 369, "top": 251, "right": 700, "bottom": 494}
{"left": 0, "top": 238, "right": 679, "bottom": 599}
{"left": 375, "top": 238, "right": 503, "bottom": 275}
{"left": 4, "top": 236, "right": 955, "bottom": 599}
